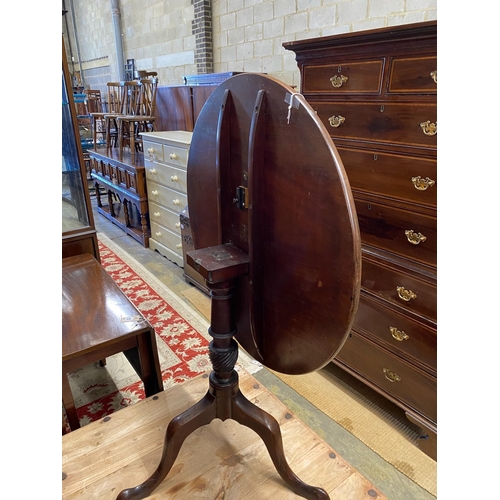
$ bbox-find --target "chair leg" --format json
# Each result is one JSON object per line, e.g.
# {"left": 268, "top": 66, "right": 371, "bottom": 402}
{"left": 105, "top": 117, "right": 111, "bottom": 149}
{"left": 92, "top": 116, "right": 97, "bottom": 148}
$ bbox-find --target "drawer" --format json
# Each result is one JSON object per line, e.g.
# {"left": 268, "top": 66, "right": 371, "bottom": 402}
{"left": 336, "top": 331, "right": 436, "bottom": 423}
{"left": 388, "top": 56, "right": 437, "bottom": 94}
{"left": 91, "top": 159, "right": 138, "bottom": 194}
{"left": 311, "top": 101, "right": 437, "bottom": 149}
{"left": 147, "top": 181, "right": 187, "bottom": 214}
{"left": 143, "top": 140, "right": 164, "bottom": 163}
{"left": 302, "top": 59, "right": 384, "bottom": 94}
{"left": 145, "top": 161, "right": 187, "bottom": 194}
{"left": 337, "top": 148, "right": 436, "bottom": 207}
{"left": 354, "top": 294, "right": 436, "bottom": 371}
{"left": 361, "top": 255, "right": 436, "bottom": 321}
{"left": 355, "top": 198, "right": 436, "bottom": 267}
{"left": 149, "top": 201, "right": 182, "bottom": 235}
{"left": 162, "top": 143, "right": 189, "bottom": 169}
{"left": 150, "top": 221, "right": 183, "bottom": 256}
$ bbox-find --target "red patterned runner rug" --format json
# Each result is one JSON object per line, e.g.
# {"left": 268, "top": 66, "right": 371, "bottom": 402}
{"left": 64, "top": 234, "right": 258, "bottom": 433}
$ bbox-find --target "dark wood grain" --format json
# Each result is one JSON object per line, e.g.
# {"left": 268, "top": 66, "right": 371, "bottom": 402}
{"left": 62, "top": 254, "right": 163, "bottom": 431}
{"left": 284, "top": 21, "right": 437, "bottom": 457}
{"left": 187, "top": 73, "right": 361, "bottom": 375}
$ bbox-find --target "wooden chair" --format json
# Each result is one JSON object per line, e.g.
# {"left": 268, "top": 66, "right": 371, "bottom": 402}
{"left": 89, "top": 82, "right": 125, "bottom": 148}
{"left": 116, "top": 77, "right": 159, "bottom": 157}
{"left": 62, "top": 253, "right": 163, "bottom": 432}
{"left": 84, "top": 89, "right": 102, "bottom": 113}
{"left": 104, "top": 80, "right": 142, "bottom": 151}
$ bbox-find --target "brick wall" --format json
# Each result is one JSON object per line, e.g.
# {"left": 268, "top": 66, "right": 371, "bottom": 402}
{"left": 63, "top": 0, "right": 437, "bottom": 89}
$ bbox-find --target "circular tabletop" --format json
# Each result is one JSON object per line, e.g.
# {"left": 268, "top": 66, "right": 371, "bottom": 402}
{"left": 187, "top": 73, "right": 361, "bottom": 375}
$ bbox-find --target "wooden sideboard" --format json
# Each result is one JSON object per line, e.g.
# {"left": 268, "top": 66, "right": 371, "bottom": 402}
{"left": 90, "top": 148, "right": 150, "bottom": 247}
{"left": 284, "top": 21, "right": 437, "bottom": 459}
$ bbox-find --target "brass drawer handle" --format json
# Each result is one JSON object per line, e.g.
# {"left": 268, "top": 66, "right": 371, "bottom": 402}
{"left": 383, "top": 368, "right": 401, "bottom": 383}
{"left": 405, "top": 229, "right": 427, "bottom": 245}
{"left": 430, "top": 70, "right": 437, "bottom": 83}
{"left": 330, "top": 75, "right": 348, "bottom": 88}
{"left": 328, "top": 115, "right": 345, "bottom": 128}
{"left": 420, "top": 120, "right": 437, "bottom": 136}
{"left": 169, "top": 153, "right": 178, "bottom": 160}
{"left": 411, "top": 176, "right": 435, "bottom": 191}
{"left": 390, "top": 326, "right": 409, "bottom": 342}
{"left": 396, "top": 286, "right": 417, "bottom": 301}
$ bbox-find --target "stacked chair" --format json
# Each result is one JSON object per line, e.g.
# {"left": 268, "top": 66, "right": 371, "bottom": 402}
{"left": 88, "top": 74, "right": 158, "bottom": 160}
{"left": 89, "top": 82, "right": 125, "bottom": 148}
{"left": 116, "top": 76, "right": 159, "bottom": 157}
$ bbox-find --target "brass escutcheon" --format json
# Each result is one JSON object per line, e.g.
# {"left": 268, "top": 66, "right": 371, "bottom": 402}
{"left": 328, "top": 115, "right": 345, "bottom": 128}
{"left": 405, "top": 230, "right": 427, "bottom": 245}
{"left": 396, "top": 286, "right": 417, "bottom": 301}
{"left": 411, "top": 176, "right": 435, "bottom": 190}
{"left": 390, "top": 326, "right": 409, "bottom": 342}
{"left": 330, "top": 75, "right": 348, "bottom": 88}
{"left": 383, "top": 368, "right": 401, "bottom": 383}
{"left": 420, "top": 120, "right": 437, "bottom": 136}
{"left": 430, "top": 70, "right": 437, "bottom": 83}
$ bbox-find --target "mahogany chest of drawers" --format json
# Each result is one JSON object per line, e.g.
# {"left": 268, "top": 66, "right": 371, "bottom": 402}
{"left": 284, "top": 21, "right": 437, "bottom": 458}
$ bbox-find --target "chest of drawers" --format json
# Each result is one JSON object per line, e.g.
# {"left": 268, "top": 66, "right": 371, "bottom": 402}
{"left": 284, "top": 21, "right": 437, "bottom": 459}
{"left": 141, "top": 131, "right": 193, "bottom": 267}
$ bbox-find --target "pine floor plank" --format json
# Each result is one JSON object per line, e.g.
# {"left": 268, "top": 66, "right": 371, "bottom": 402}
{"left": 62, "top": 369, "right": 387, "bottom": 500}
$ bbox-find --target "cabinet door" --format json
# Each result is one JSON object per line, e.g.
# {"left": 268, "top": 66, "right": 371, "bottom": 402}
{"left": 62, "top": 38, "right": 99, "bottom": 260}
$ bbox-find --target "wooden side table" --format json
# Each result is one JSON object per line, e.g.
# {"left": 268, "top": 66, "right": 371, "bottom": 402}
{"left": 62, "top": 253, "right": 163, "bottom": 431}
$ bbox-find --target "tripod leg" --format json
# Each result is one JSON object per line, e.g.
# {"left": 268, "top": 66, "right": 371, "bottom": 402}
{"left": 232, "top": 390, "right": 330, "bottom": 500}
{"left": 116, "top": 389, "right": 217, "bottom": 500}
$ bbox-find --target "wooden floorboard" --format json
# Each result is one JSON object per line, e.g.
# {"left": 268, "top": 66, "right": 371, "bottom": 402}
{"left": 62, "top": 369, "right": 387, "bottom": 500}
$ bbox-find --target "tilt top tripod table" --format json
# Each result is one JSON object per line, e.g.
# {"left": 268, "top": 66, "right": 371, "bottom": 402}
{"left": 117, "top": 74, "right": 361, "bottom": 499}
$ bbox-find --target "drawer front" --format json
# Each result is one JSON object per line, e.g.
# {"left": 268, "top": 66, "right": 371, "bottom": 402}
{"left": 149, "top": 201, "right": 182, "bottom": 235}
{"left": 312, "top": 101, "right": 437, "bottom": 148}
{"left": 162, "top": 144, "right": 189, "bottom": 169}
{"left": 150, "top": 221, "right": 183, "bottom": 256}
{"left": 338, "top": 148, "right": 437, "bottom": 207}
{"left": 302, "top": 60, "right": 384, "bottom": 94}
{"left": 388, "top": 56, "right": 437, "bottom": 94}
{"left": 337, "top": 331, "right": 437, "bottom": 422}
{"left": 361, "top": 256, "right": 436, "bottom": 321}
{"left": 91, "top": 159, "right": 138, "bottom": 194}
{"left": 143, "top": 140, "right": 164, "bottom": 163}
{"left": 354, "top": 294, "right": 436, "bottom": 371}
{"left": 145, "top": 161, "right": 187, "bottom": 194}
{"left": 355, "top": 199, "right": 436, "bottom": 266}
{"left": 147, "top": 181, "right": 187, "bottom": 214}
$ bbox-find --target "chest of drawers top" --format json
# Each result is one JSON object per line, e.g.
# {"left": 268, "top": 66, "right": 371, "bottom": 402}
{"left": 284, "top": 22, "right": 437, "bottom": 101}
{"left": 141, "top": 131, "right": 193, "bottom": 166}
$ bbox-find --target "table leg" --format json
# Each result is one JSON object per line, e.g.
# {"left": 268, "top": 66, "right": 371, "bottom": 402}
{"left": 137, "top": 329, "right": 163, "bottom": 397}
{"left": 108, "top": 190, "right": 116, "bottom": 217}
{"left": 62, "top": 368, "right": 80, "bottom": 431}
{"left": 123, "top": 198, "right": 130, "bottom": 227}
{"left": 95, "top": 181, "right": 102, "bottom": 207}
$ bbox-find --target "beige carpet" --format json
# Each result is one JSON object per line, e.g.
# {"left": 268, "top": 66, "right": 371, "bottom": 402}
{"left": 180, "top": 285, "right": 437, "bottom": 497}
